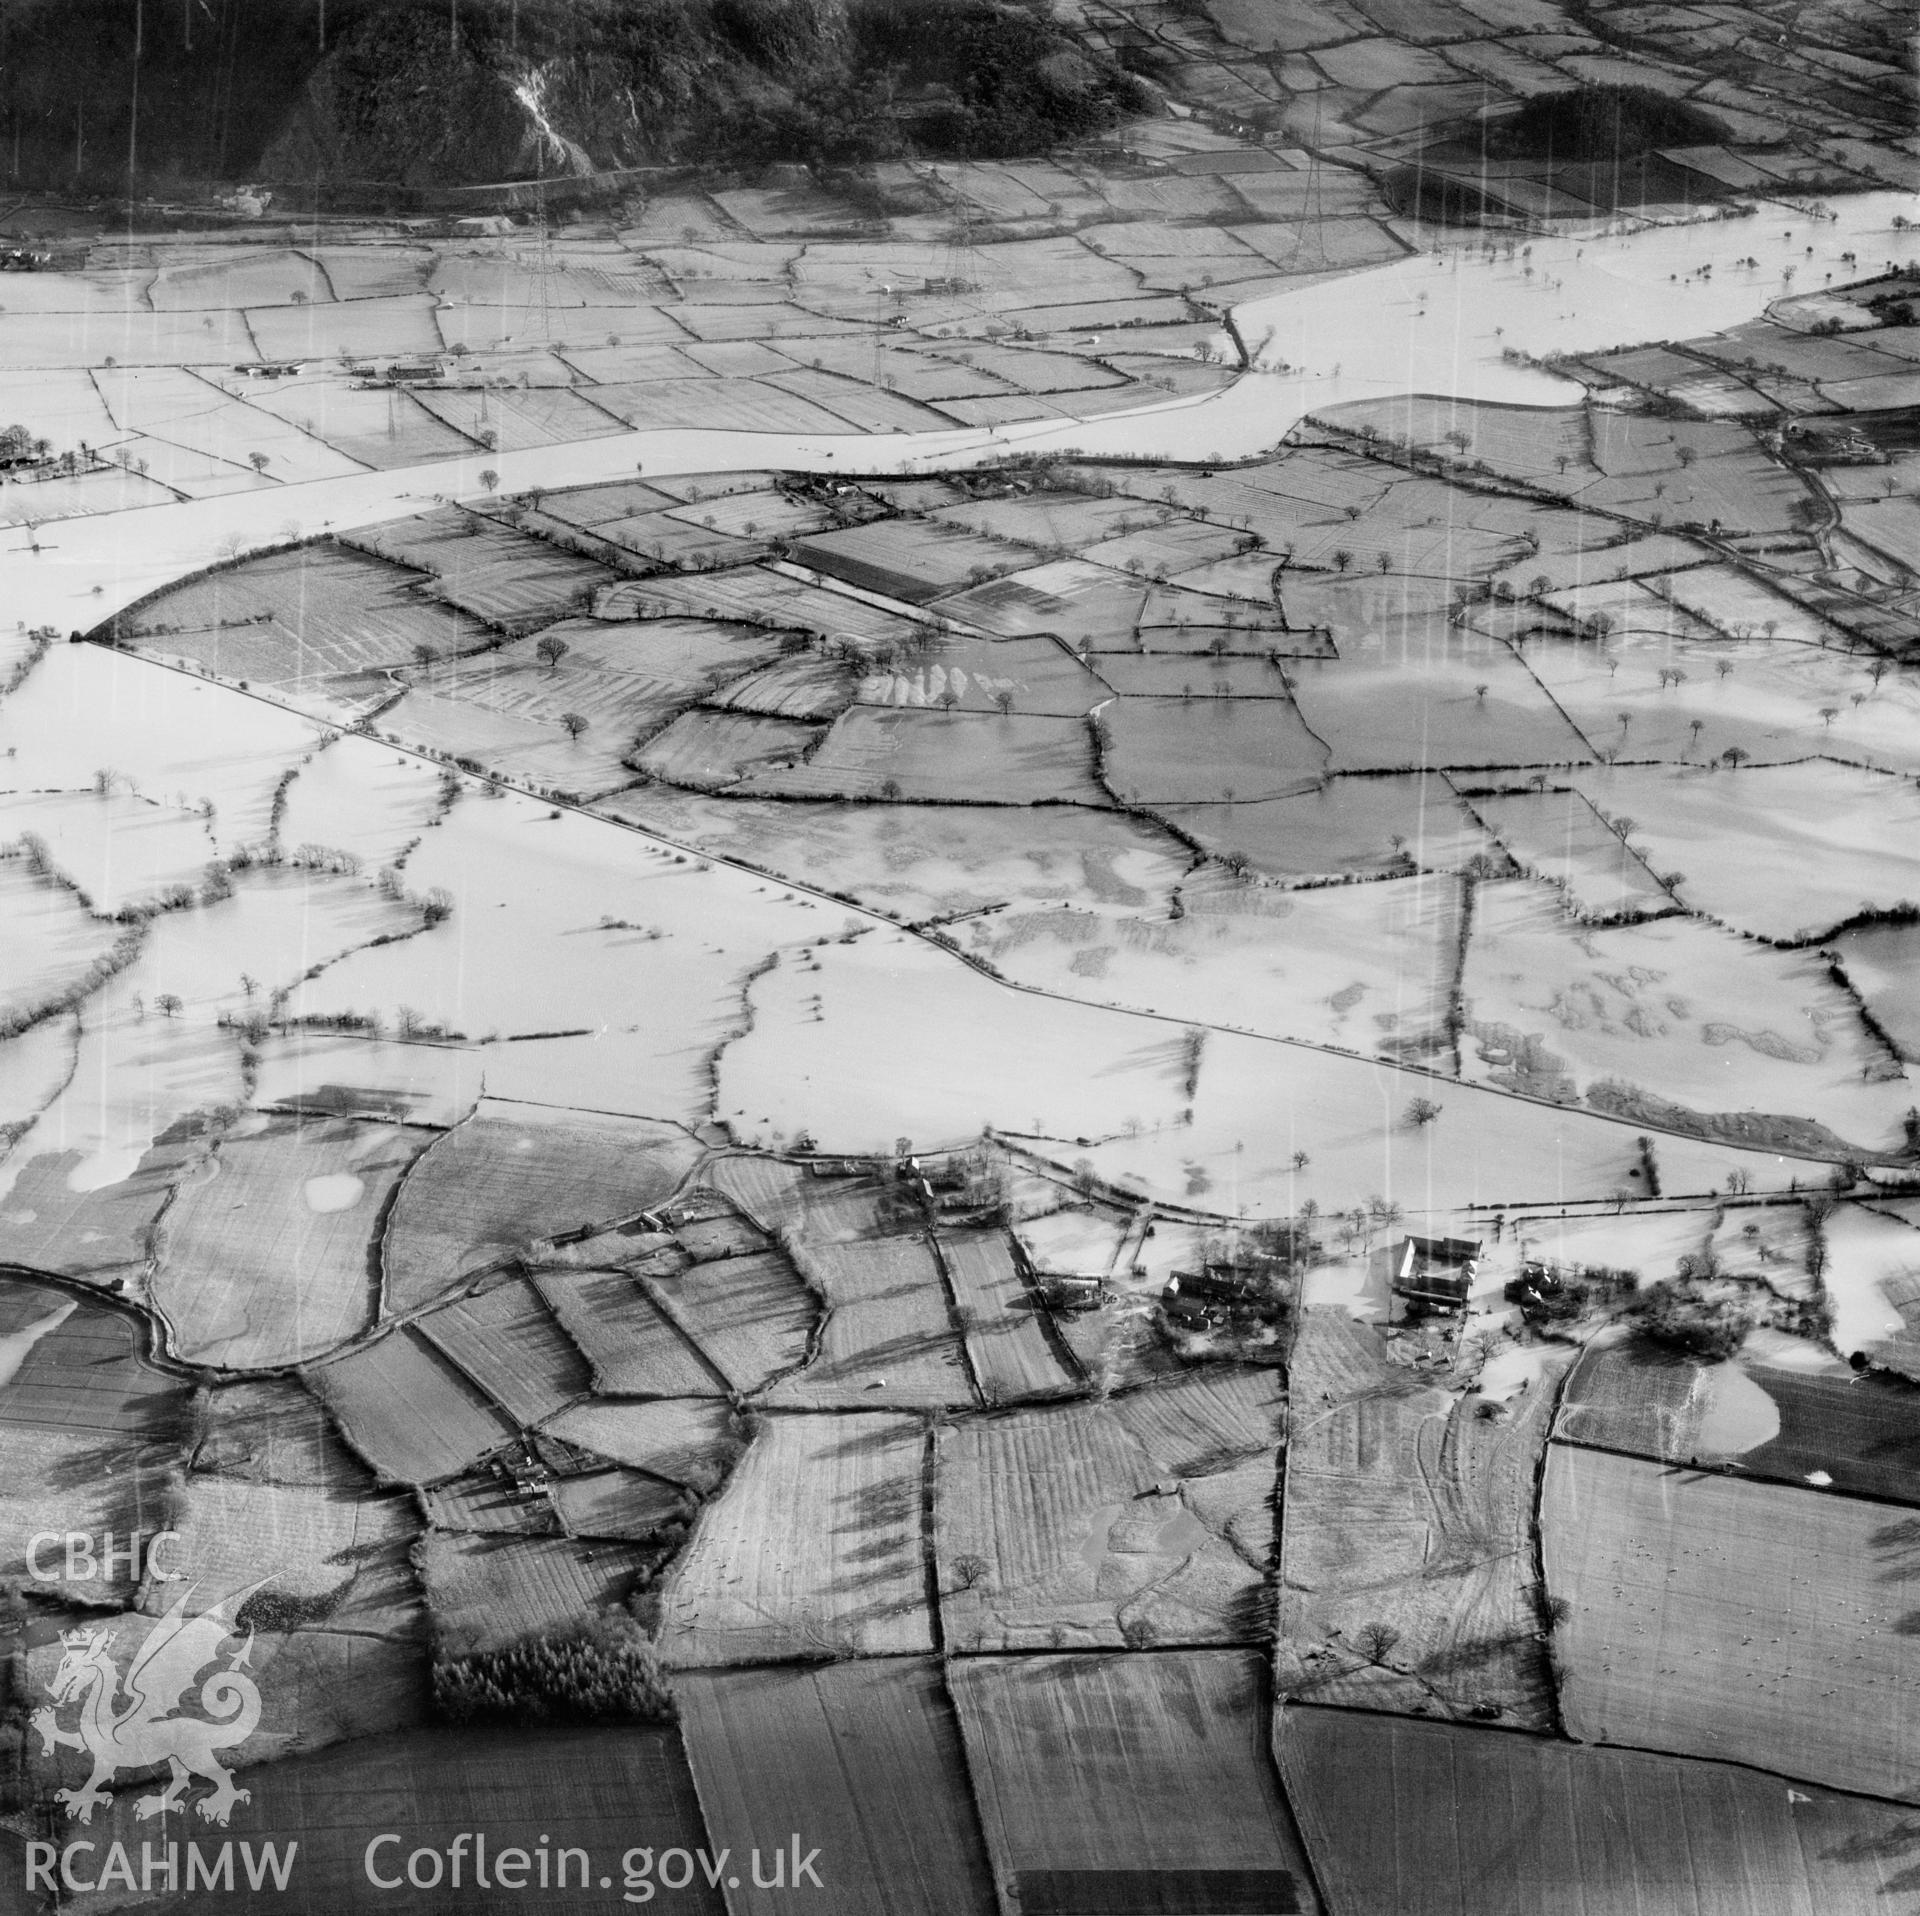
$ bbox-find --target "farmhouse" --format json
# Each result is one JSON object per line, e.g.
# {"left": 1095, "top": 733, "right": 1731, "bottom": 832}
{"left": 1388, "top": 1235, "right": 1482, "bottom": 1311}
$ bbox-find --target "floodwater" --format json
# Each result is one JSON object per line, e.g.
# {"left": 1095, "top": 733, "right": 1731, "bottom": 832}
{"left": 8, "top": 194, "right": 1916, "bottom": 642}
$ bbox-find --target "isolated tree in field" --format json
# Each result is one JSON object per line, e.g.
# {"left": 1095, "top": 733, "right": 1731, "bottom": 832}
{"left": 412, "top": 643, "right": 438, "bottom": 670}
{"left": 1819, "top": 705, "right": 1839, "bottom": 727}
{"left": 1292, "top": 1149, "right": 1310, "bottom": 1170}
{"left": 937, "top": 689, "right": 959, "bottom": 714}
{"left": 1354, "top": 1620, "right": 1400, "bottom": 1664}
{"left": 1475, "top": 683, "right": 1488, "bottom": 703}
{"left": 1404, "top": 1096, "right": 1443, "bottom": 1128}
{"left": 1675, "top": 444, "right": 1697, "bottom": 468}
{"left": 1689, "top": 718, "right": 1704, "bottom": 748}
{"left": 994, "top": 689, "right": 1015, "bottom": 716}
{"left": 247, "top": 451, "right": 269, "bottom": 475}
{"left": 561, "top": 712, "right": 589, "bottom": 740}
{"left": 479, "top": 468, "right": 499, "bottom": 494}
{"left": 879, "top": 777, "right": 902, "bottom": 802}
{"left": 1332, "top": 548, "right": 1353, "bottom": 573}
{"left": 949, "top": 1554, "right": 991, "bottom": 1593}
{"left": 536, "top": 634, "right": 569, "bottom": 675}
{"left": 154, "top": 993, "right": 183, "bottom": 1019}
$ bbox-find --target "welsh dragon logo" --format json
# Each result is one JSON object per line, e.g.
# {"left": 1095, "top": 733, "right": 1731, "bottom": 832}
{"left": 30, "top": 1585, "right": 264, "bottom": 1826}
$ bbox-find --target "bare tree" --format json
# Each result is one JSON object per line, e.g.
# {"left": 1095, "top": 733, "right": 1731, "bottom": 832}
{"left": 536, "top": 634, "right": 570, "bottom": 675}
{"left": 561, "top": 711, "right": 589, "bottom": 740}
{"left": 1354, "top": 1620, "right": 1401, "bottom": 1664}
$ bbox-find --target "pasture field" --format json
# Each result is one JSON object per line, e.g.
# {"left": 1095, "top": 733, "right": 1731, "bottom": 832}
{"left": 591, "top": 377, "right": 851, "bottom": 432}
{"left": 382, "top": 1103, "right": 701, "bottom": 1313}
{"left": 590, "top": 506, "right": 761, "bottom": 570}
{"left": 737, "top": 707, "right": 1107, "bottom": 805}
{"left": 1544, "top": 1444, "right": 1920, "bottom": 1800}
{"left": 858, "top": 634, "right": 1105, "bottom": 718}
{"left": 422, "top": 1471, "right": 561, "bottom": 1536}
{"left": 154, "top": 1116, "right": 434, "bottom": 1370}
{"left": 0, "top": 465, "right": 175, "bottom": 524}
{"left": 1460, "top": 880, "right": 1910, "bottom": 1152}
{"left": 1557, "top": 1341, "right": 1920, "bottom": 1504}
{"left": 1523, "top": 626, "right": 1920, "bottom": 774}
{"left": 936, "top": 1232, "right": 1080, "bottom": 1404}
{"left": 1821, "top": 1201, "right": 1920, "bottom": 1364}
{"left": 677, "top": 1661, "right": 995, "bottom": 1916}
{"left": 418, "top": 1274, "right": 594, "bottom": 1426}
{"left": 93, "top": 365, "right": 366, "bottom": 486}
{"left": 419, "top": 1530, "right": 652, "bottom": 1658}
{"left": 937, "top": 559, "right": 1150, "bottom": 645}
{"left": 604, "top": 567, "right": 923, "bottom": 651}
{"left": 357, "top": 513, "right": 618, "bottom": 630}
{"left": 535, "top": 1270, "right": 728, "bottom": 1396}
{"left": 246, "top": 293, "right": 444, "bottom": 364}
{"left": 1079, "top": 516, "right": 1251, "bottom": 580}
{"left": 644, "top": 1249, "right": 820, "bottom": 1394}
{"left": 0, "top": 1277, "right": 191, "bottom": 1601}
{"left": 951, "top": 1653, "right": 1319, "bottom": 1914}
{"left": 23, "top": 1614, "right": 426, "bottom": 1783}
{"left": 70, "top": 1724, "right": 721, "bottom": 1915}
{"left": 768, "top": 1236, "right": 974, "bottom": 1409}
{"left": 143, "top": 1472, "right": 421, "bottom": 1638}
{"left": 195, "top": 1374, "right": 372, "bottom": 1490}
{"left": 536, "top": 479, "right": 681, "bottom": 527}
{"left": 973, "top": 869, "right": 1460, "bottom": 1061}
{"left": 0, "top": 305, "right": 259, "bottom": 367}
{"left": 411, "top": 384, "right": 629, "bottom": 450}
{"left": 1286, "top": 646, "right": 1597, "bottom": 773}
{"left": 0, "top": 1133, "right": 214, "bottom": 1288}
{"left": 542, "top": 1398, "right": 740, "bottom": 1486}
{"left": 1162, "top": 773, "right": 1493, "bottom": 881}
{"left": 304, "top": 1327, "right": 518, "bottom": 1486}
{"left": 1836, "top": 920, "right": 1920, "bottom": 1062}
{"left": 1094, "top": 657, "right": 1305, "bottom": 700}
{"left": 1109, "top": 1368, "right": 1284, "bottom": 1480}
{"left": 1661, "top": 562, "right": 1836, "bottom": 646}
{"left": 1329, "top": 394, "right": 1591, "bottom": 483}
{"left": 934, "top": 1399, "right": 1265, "bottom": 1650}
{"left": 931, "top": 491, "right": 1155, "bottom": 549}
{"left": 1468, "top": 785, "right": 1673, "bottom": 918}
{"left": 656, "top": 1410, "right": 933, "bottom": 1665}
{"left": 1278, "top": 1703, "right": 1920, "bottom": 1916}
{"left": 1099, "top": 694, "right": 1329, "bottom": 803}
{"left": 128, "top": 543, "right": 492, "bottom": 696}
{"left": 635, "top": 709, "right": 826, "bottom": 789}
{"left": 702, "top": 1157, "right": 891, "bottom": 1243}
{"left": 551, "top": 1466, "right": 686, "bottom": 1540}
{"left": 708, "top": 652, "right": 855, "bottom": 720}
{"left": 217, "top": 371, "right": 479, "bottom": 469}
{"left": 1278, "top": 1308, "right": 1566, "bottom": 1727}
{"left": 1574, "top": 762, "right": 1920, "bottom": 941}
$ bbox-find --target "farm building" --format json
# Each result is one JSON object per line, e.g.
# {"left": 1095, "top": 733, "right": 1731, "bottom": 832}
{"left": 1388, "top": 1235, "right": 1482, "bottom": 1311}
{"left": 1161, "top": 1264, "right": 1277, "bottom": 1330}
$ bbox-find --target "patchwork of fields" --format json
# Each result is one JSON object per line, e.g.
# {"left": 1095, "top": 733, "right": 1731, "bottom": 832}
{"left": 2, "top": 17, "right": 1919, "bottom": 1902}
